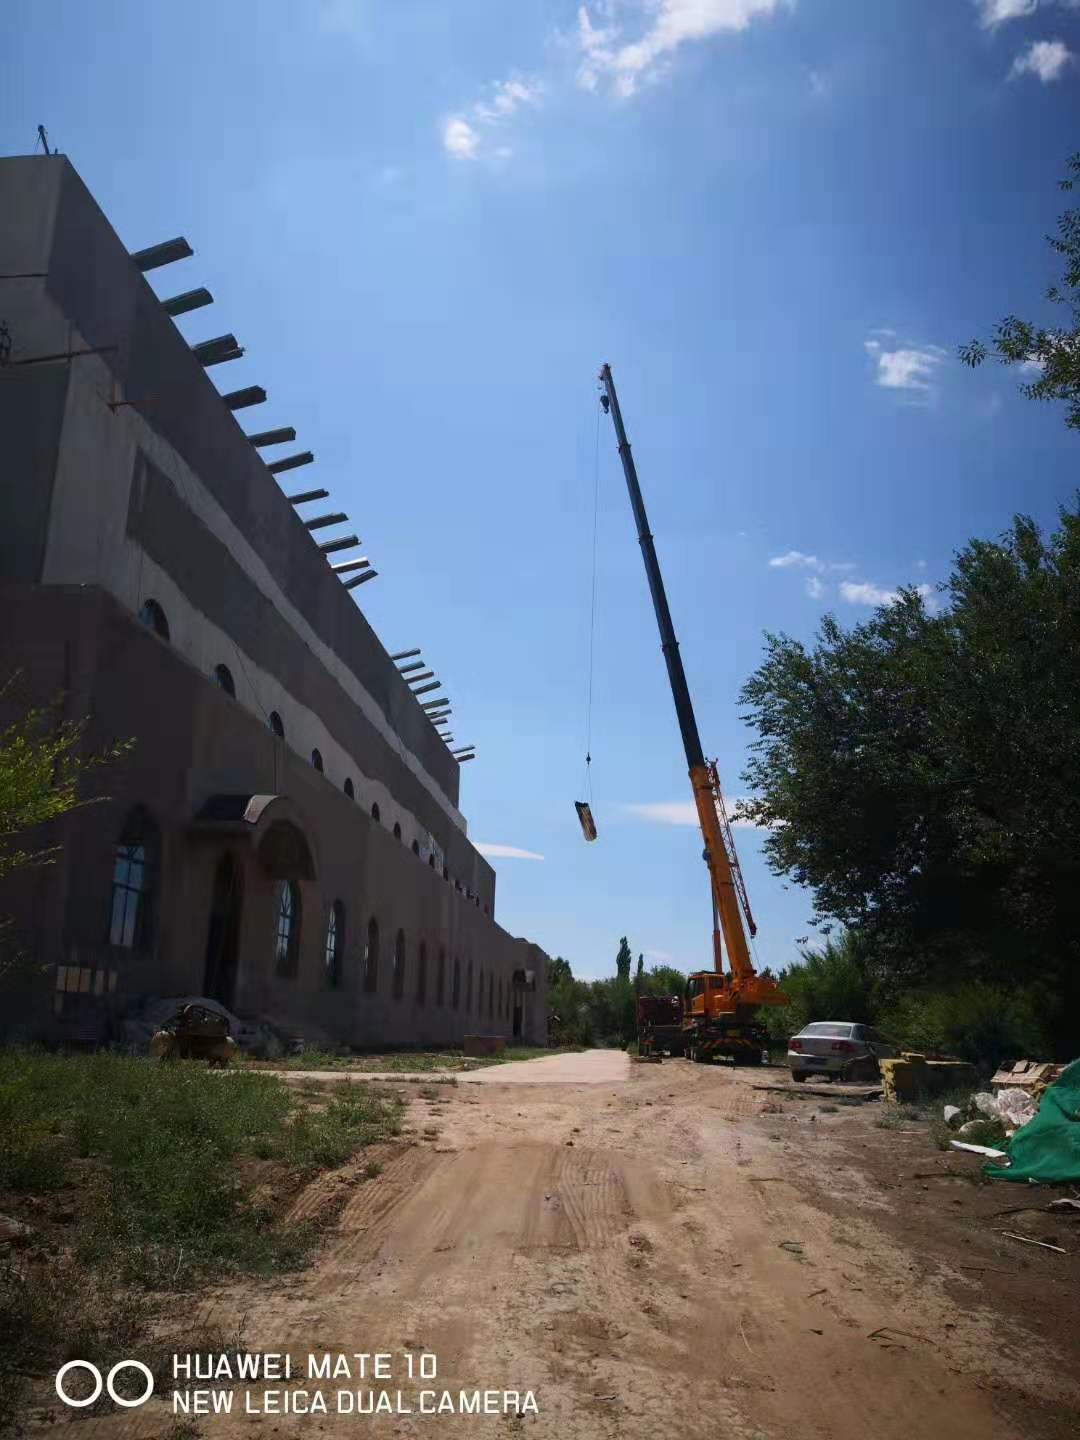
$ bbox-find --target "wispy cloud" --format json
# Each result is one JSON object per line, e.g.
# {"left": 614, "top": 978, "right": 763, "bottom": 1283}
{"left": 1010, "top": 38, "right": 1074, "bottom": 81}
{"left": 576, "top": 0, "right": 789, "bottom": 98}
{"left": 805, "top": 575, "right": 825, "bottom": 599}
{"left": 624, "top": 800, "right": 760, "bottom": 828}
{"left": 975, "top": 0, "right": 1037, "bottom": 27}
{"left": 840, "top": 579, "right": 935, "bottom": 610}
{"left": 474, "top": 842, "right": 545, "bottom": 860}
{"left": 443, "top": 73, "right": 543, "bottom": 161}
{"left": 318, "top": 0, "right": 367, "bottom": 34}
{"left": 769, "top": 550, "right": 823, "bottom": 571}
{"left": 644, "top": 949, "right": 674, "bottom": 963}
{"left": 864, "top": 334, "right": 947, "bottom": 397}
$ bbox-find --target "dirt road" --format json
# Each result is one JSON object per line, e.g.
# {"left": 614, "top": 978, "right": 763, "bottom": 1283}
{"left": 97, "top": 1052, "right": 1080, "bottom": 1440}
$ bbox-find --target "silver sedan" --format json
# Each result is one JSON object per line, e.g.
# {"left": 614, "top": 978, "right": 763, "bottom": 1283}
{"left": 787, "top": 1022, "right": 898, "bottom": 1082}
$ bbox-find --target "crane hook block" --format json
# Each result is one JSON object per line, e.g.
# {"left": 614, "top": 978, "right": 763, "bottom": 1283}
{"left": 575, "top": 801, "right": 598, "bottom": 842}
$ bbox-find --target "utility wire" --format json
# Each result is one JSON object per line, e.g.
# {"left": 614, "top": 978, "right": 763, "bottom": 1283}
{"left": 581, "top": 396, "right": 601, "bottom": 801}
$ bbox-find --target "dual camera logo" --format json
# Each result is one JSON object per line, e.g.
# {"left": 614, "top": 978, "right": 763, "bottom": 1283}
{"left": 55, "top": 1360, "right": 154, "bottom": 1409}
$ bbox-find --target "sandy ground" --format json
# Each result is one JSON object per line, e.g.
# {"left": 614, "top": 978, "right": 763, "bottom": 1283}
{"left": 67, "top": 1052, "right": 1080, "bottom": 1440}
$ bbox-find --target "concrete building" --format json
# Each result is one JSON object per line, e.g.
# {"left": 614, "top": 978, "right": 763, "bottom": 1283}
{"left": 0, "top": 154, "right": 547, "bottom": 1049}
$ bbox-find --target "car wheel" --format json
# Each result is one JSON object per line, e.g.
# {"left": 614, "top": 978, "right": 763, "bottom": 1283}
{"left": 791, "top": 1070, "right": 807, "bottom": 1083}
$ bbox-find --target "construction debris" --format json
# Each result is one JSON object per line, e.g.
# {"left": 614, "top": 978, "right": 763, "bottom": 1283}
{"left": 880, "top": 1053, "right": 978, "bottom": 1103}
{"left": 984, "top": 1057, "right": 1080, "bottom": 1186}
{"left": 991, "top": 1059, "right": 1065, "bottom": 1095}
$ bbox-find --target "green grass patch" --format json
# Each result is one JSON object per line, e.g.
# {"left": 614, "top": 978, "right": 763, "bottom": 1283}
{"left": 875, "top": 1103, "right": 925, "bottom": 1130}
{"left": 0, "top": 1050, "right": 401, "bottom": 1430}
{"left": 0, "top": 1051, "right": 400, "bottom": 1284}
{"left": 263, "top": 1045, "right": 580, "bottom": 1073}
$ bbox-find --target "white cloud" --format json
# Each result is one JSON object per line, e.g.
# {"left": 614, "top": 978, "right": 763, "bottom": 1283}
{"left": 443, "top": 116, "right": 480, "bottom": 160}
{"left": 576, "top": 0, "right": 788, "bottom": 97}
{"left": 318, "top": 0, "right": 366, "bottom": 33}
{"left": 864, "top": 336, "right": 947, "bottom": 394}
{"left": 1011, "top": 37, "right": 1074, "bottom": 80}
{"left": 768, "top": 550, "right": 823, "bottom": 571}
{"left": 624, "top": 799, "right": 761, "bottom": 828}
{"left": 840, "top": 580, "right": 935, "bottom": 609}
{"left": 976, "top": 0, "right": 1037, "bottom": 27}
{"left": 915, "top": 558, "right": 928, "bottom": 570}
{"left": 442, "top": 73, "right": 543, "bottom": 161}
{"left": 474, "top": 842, "right": 545, "bottom": 860}
{"left": 827, "top": 561, "right": 856, "bottom": 572}
{"left": 1018, "top": 355, "right": 1045, "bottom": 375}
{"left": 808, "top": 68, "right": 828, "bottom": 98}
{"left": 805, "top": 575, "right": 825, "bottom": 599}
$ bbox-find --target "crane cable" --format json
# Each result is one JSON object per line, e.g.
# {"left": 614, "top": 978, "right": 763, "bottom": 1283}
{"left": 581, "top": 397, "right": 602, "bottom": 802}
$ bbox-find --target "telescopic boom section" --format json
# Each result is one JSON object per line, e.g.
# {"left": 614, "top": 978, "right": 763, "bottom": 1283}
{"left": 598, "top": 363, "right": 757, "bottom": 983}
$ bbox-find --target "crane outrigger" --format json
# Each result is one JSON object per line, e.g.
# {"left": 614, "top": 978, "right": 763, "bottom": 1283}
{"left": 599, "top": 363, "right": 787, "bottom": 1063}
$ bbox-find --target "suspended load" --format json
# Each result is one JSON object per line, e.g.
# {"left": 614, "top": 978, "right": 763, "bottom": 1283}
{"left": 575, "top": 801, "right": 597, "bottom": 842}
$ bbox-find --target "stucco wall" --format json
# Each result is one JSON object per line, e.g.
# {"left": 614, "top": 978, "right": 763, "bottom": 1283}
{"left": 0, "top": 584, "right": 547, "bottom": 1049}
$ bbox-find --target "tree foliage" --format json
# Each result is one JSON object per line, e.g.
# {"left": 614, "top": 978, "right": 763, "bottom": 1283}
{"left": 615, "top": 936, "right": 632, "bottom": 982}
{"left": 0, "top": 681, "right": 131, "bottom": 979}
{"left": 545, "top": 949, "right": 687, "bottom": 1048}
{"left": 961, "top": 152, "right": 1080, "bottom": 429}
{"left": 738, "top": 508, "right": 1080, "bottom": 1055}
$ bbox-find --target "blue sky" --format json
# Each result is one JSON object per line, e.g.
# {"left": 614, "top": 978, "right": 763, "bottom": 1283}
{"left": 5, "top": 1, "right": 1079, "bottom": 980}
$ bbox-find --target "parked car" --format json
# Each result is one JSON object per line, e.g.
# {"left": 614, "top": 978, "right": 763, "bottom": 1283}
{"left": 787, "top": 1022, "right": 898, "bottom": 1082}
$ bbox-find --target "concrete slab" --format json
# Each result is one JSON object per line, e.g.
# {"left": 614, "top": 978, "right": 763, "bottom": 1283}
{"left": 458, "top": 1049, "right": 631, "bottom": 1085}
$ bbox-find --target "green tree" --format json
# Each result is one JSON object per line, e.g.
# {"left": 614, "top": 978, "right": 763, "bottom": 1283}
{"left": 615, "top": 936, "right": 632, "bottom": 983}
{"left": 0, "top": 682, "right": 131, "bottom": 982}
{"left": 961, "top": 152, "right": 1080, "bottom": 429}
{"left": 738, "top": 508, "right": 1080, "bottom": 1055}
{"left": 634, "top": 954, "right": 644, "bottom": 991}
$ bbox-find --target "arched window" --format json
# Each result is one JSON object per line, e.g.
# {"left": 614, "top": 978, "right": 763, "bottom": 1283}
{"left": 344, "top": 777, "right": 355, "bottom": 799}
{"left": 371, "top": 802, "right": 381, "bottom": 824}
{"left": 213, "top": 663, "right": 235, "bottom": 697}
{"left": 452, "top": 958, "right": 461, "bottom": 1009}
{"left": 393, "top": 930, "right": 406, "bottom": 1000}
{"left": 416, "top": 942, "right": 427, "bottom": 1005}
{"left": 109, "top": 807, "right": 158, "bottom": 951}
{"left": 273, "top": 879, "right": 300, "bottom": 977}
{"left": 311, "top": 748, "right": 324, "bottom": 772}
{"left": 393, "top": 822, "right": 402, "bottom": 841}
{"left": 364, "top": 916, "right": 379, "bottom": 993}
{"left": 436, "top": 949, "right": 446, "bottom": 1007}
{"left": 268, "top": 711, "right": 284, "bottom": 738}
{"left": 411, "top": 839, "right": 420, "bottom": 856}
{"left": 466, "top": 961, "right": 473, "bottom": 1013}
{"left": 325, "top": 901, "right": 344, "bottom": 989}
{"left": 138, "top": 598, "right": 169, "bottom": 641}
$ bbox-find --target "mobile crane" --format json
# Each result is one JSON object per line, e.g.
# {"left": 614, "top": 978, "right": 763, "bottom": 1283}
{"left": 599, "top": 364, "right": 787, "bottom": 1064}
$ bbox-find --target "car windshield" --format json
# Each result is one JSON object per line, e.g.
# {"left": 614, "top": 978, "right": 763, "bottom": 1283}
{"left": 801, "top": 1023, "right": 854, "bottom": 1038}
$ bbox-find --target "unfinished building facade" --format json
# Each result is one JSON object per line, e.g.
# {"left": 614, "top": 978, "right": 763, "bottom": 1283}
{"left": 0, "top": 154, "right": 547, "bottom": 1050}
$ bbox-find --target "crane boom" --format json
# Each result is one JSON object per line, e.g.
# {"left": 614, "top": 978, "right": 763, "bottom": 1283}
{"left": 598, "top": 363, "right": 756, "bottom": 982}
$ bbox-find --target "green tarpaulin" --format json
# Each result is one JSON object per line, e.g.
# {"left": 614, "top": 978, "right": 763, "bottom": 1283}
{"left": 984, "top": 1057, "right": 1080, "bottom": 1184}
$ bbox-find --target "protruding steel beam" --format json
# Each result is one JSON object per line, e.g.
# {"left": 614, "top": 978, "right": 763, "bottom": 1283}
{"left": 318, "top": 534, "right": 359, "bottom": 555}
{"left": 248, "top": 426, "right": 295, "bottom": 447}
{"left": 304, "top": 512, "right": 348, "bottom": 531}
{"left": 406, "top": 670, "right": 435, "bottom": 685}
{"left": 193, "top": 334, "right": 243, "bottom": 366}
{"left": 451, "top": 747, "right": 474, "bottom": 756}
{"left": 421, "top": 699, "right": 448, "bottom": 710}
{"left": 268, "top": 451, "right": 314, "bottom": 475}
{"left": 397, "top": 661, "right": 425, "bottom": 674}
{"left": 132, "top": 237, "right": 193, "bottom": 272}
{"left": 331, "top": 558, "right": 371, "bottom": 575}
{"left": 344, "top": 570, "right": 377, "bottom": 589}
{"left": 223, "top": 386, "right": 266, "bottom": 410}
{"left": 413, "top": 682, "right": 441, "bottom": 698}
{"left": 457, "top": 754, "right": 475, "bottom": 763}
{"left": 391, "top": 649, "right": 422, "bottom": 661}
{"left": 287, "top": 488, "right": 329, "bottom": 505}
{"left": 163, "top": 286, "right": 213, "bottom": 317}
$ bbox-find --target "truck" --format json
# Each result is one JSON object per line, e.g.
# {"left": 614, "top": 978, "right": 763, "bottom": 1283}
{"left": 636, "top": 994, "right": 685, "bottom": 1058}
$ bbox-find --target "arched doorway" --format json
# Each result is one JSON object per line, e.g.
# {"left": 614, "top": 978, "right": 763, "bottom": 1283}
{"left": 203, "top": 853, "right": 243, "bottom": 1008}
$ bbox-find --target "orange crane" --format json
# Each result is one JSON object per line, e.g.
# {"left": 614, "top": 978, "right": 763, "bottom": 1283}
{"left": 599, "top": 364, "right": 788, "bottom": 1064}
